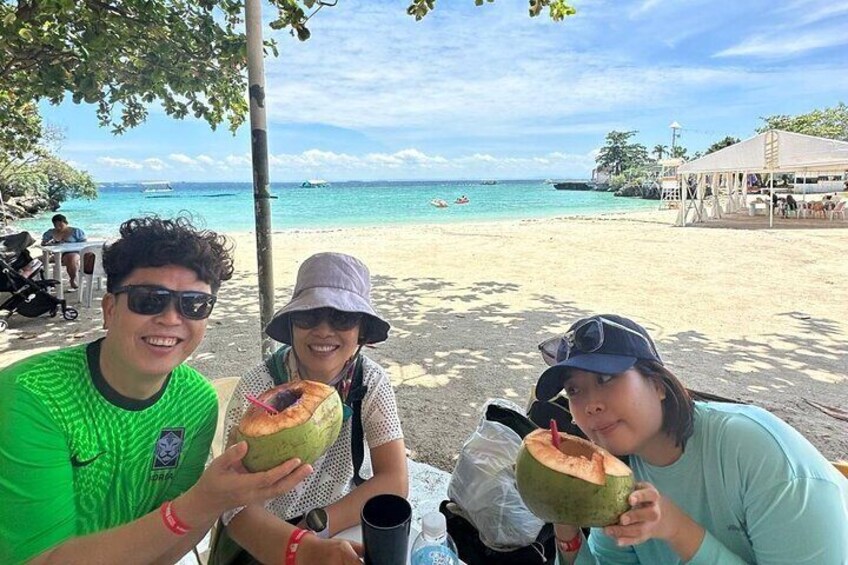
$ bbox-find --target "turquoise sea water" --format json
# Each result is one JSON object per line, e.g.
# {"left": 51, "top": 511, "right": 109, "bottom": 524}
{"left": 16, "top": 180, "right": 658, "bottom": 239}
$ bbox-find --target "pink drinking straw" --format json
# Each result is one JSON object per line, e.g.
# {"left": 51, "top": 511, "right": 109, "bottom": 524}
{"left": 246, "top": 394, "right": 278, "bottom": 415}
{"left": 550, "top": 419, "right": 561, "bottom": 449}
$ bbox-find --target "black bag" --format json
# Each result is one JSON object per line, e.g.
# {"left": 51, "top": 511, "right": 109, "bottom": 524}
{"left": 207, "top": 347, "right": 368, "bottom": 565}
{"left": 440, "top": 500, "right": 556, "bottom": 565}
{"left": 441, "top": 402, "right": 557, "bottom": 565}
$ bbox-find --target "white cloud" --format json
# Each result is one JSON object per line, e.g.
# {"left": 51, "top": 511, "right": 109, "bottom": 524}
{"left": 716, "top": 30, "right": 848, "bottom": 58}
{"left": 169, "top": 153, "right": 198, "bottom": 166}
{"left": 233, "top": 148, "right": 596, "bottom": 177}
{"left": 195, "top": 155, "right": 217, "bottom": 166}
{"left": 144, "top": 158, "right": 170, "bottom": 171}
{"left": 779, "top": 0, "right": 848, "bottom": 25}
{"left": 630, "top": 0, "right": 663, "bottom": 18}
{"left": 97, "top": 157, "right": 144, "bottom": 170}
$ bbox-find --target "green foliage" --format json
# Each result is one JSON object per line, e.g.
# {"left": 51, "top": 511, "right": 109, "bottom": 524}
{"left": 670, "top": 145, "right": 688, "bottom": 159}
{"left": 609, "top": 173, "right": 627, "bottom": 190}
{"left": 757, "top": 102, "right": 848, "bottom": 141}
{"left": 406, "top": 0, "right": 575, "bottom": 21}
{"left": 34, "top": 156, "right": 98, "bottom": 201}
{"left": 1, "top": 124, "right": 97, "bottom": 207}
{"left": 704, "top": 136, "right": 739, "bottom": 155}
{"left": 2, "top": 0, "right": 250, "bottom": 136}
{"left": 652, "top": 144, "right": 668, "bottom": 160}
{"left": 0, "top": 93, "right": 42, "bottom": 161}
{"left": 2, "top": 169, "right": 48, "bottom": 198}
{"left": 596, "top": 130, "right": 650, "bottom": 175}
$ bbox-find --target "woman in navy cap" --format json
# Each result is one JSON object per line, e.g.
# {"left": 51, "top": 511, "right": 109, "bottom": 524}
{"left": 535, "top": 314, "right": 848, "bottom": 565}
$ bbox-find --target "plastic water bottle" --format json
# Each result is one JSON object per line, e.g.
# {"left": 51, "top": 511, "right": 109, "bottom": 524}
{"left": 411, "top": 512, "right": 459, "bottom": 565}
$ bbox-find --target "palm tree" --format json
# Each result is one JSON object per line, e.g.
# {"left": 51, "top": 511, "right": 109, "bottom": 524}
{"left": 652, "top": 144, "right": 668, "bottom": 160}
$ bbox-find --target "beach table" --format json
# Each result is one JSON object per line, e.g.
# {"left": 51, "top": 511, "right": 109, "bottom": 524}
{"left": 187, "top": 459, "right": 454, "bottom": 564}
{"left": 40, "top": 240, "right": 106, "bottom": 302}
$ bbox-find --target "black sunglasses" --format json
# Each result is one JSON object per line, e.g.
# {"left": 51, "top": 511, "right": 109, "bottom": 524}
{"left": 113, "top": 285, "right": 217, "bottom": 320}
{"left": 538, "top": 316, "right": 658, "bottom": 366}
{"left": 290, "top": 308, "right": 363, "bottom": 331}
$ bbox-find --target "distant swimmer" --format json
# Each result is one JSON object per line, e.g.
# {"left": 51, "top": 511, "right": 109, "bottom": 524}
{"left": 455, "top": 195, "right": 469, "bottom": 204}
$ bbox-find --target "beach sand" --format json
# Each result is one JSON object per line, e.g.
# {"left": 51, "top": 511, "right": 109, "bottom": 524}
{"left": 2, "top": 209, "right": 846, "bottom": 469}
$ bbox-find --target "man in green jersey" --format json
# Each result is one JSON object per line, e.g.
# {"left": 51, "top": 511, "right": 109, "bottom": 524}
{"left": 0, "top": 217, "right": 313, "bottom": 564}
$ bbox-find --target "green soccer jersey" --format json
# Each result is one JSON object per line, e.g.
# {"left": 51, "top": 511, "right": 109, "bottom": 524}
{"left": 0, "top": 339, "right": 217, "bottom": 564}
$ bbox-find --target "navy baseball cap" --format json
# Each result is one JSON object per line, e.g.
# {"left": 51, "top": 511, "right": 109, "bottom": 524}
{"left": 535, "top": 314, "right": 663, "bottom": 402}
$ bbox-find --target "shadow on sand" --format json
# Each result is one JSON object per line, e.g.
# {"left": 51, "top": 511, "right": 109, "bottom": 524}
{"left": 2, "top": 272, "right": 846, "bottom": 471}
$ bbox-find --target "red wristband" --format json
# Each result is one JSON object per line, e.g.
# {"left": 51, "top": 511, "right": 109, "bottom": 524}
{"left": 285, "top": 528, "right": 312, "bottom": 565}
{"left": 159, "top": 500, "right": 191, "bottom": 536}
{"left": 556, "top": 531, "right": 583, "bottom": 553}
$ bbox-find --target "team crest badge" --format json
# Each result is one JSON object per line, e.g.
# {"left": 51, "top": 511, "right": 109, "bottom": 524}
{"left": 152, "top": 428, "right": 185, "bottom": 470}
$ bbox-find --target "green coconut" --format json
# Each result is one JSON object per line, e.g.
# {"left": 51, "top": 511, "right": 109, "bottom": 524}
{"left": 236, "top": 380, "right": 343, "bottom": 472}
{"left": 515, "top": 429, "right": 634, "bottom": 526}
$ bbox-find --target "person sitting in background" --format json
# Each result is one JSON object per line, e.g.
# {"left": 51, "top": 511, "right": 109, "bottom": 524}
{"left": 219, "top": 252, "right": 408, "bottom": 564}
{"left": 41, "top": 213, "right": 87, "bottom": 289}
{"left": 1, "top": 217, "right": 312, "bottom": 564}
{"left": 784, "top": 194, "right": 798, "bottom": 217}
{"left": 534, "top": 314, "right": 848, "bottom": 565}
{"left": 823, "top": 194, "right": 836, "bottom": 211}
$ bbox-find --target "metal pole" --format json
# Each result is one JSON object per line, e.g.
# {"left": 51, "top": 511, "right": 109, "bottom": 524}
{"left": 245, "top": 0, "right": 275, "bottom": 357}
{"left": 769, "top": 172, "right": 774, "bottom": 228}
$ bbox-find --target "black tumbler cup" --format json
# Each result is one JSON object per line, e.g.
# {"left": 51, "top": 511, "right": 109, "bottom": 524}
{"left": 361, "top": 493, "right": 413, "bottom": 565}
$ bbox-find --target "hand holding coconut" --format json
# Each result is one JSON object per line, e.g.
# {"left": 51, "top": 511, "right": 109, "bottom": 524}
{"left": 180, "top": 441, "right": 313, "bottom": 522}
{"left": 529, "top": 314, "right": 848, "bottom": 563}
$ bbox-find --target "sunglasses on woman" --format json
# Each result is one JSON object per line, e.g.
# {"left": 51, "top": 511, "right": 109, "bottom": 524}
{"left": 290, "top": 307, "right": 363, "bottom": 331}
{"left": 538, "top": 316, "right": 658, "bottom": 365}
{"left": 113, "top": 285, "right": 217, "bottom": 320}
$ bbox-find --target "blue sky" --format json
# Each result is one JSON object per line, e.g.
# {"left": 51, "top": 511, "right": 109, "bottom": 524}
{"left": 42, "top": 0, "right": 848, "bottom": 182}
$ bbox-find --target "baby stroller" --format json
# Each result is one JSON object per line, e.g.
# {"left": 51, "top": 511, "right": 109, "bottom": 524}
{"left": 0, "top": 232, "right": 78, "bottom": 332}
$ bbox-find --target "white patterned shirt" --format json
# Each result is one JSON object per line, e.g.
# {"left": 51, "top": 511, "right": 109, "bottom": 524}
{"left": 221, "top": 353, "right": 404, "bottom": 524}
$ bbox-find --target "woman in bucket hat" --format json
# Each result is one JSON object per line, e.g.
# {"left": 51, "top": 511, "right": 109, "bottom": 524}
{"left": 535, "top": 314, "right": 848, "bottom": 565}
{"left": 220, "top": 253, "right": 407, "bottom": 564}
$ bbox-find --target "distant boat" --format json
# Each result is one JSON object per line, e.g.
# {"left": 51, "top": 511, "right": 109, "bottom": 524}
{"left": 480, "top": 180, "right": 498, "bottom": 186}
{"left": 141, "top": 181, "right": 173, "bottom": 194}
{"left": 301, "top": 179, "right": 329, "bottom": 188}
{"left": 553, "top": 180, "right": 594, "bottom": 191}
{"left": 430, "top": 198, "right": 449, "bottom": 208}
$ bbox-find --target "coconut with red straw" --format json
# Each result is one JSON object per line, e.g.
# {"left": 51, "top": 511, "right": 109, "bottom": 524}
{"left": 515, "top": 426, "right": 634, "bottom": 527}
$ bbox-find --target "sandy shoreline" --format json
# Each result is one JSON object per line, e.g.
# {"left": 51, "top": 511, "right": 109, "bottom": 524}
{"left": 2, "top": 209, "right": 846, "bottom": 468}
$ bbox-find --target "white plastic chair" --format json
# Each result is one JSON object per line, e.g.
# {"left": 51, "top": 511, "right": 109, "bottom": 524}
{"left": 191, "top": 377, "right": 241, "bottom": 565}
{"left": 828, "top": 200, "right": 845, "bottom": 221}
{"left": 78, "top": 243, "right": 106, "bottom": 307}
{"left": 210, "top": 377, "right": 241, "bottom": 459}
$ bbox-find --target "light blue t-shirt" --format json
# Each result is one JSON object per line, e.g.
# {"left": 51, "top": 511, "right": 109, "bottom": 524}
{"left": 41, "top": 226, "right": 86, "bottom": 245}
{"left": 567, "top": 402, "right": 848, "bottom": 564}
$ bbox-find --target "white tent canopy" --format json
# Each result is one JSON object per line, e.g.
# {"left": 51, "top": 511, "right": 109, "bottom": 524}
{"left": 679, "top": 130, "right": 848, "bottom": 174}
{"left": 675, "top": 130, "right": 848, "bottom": 227}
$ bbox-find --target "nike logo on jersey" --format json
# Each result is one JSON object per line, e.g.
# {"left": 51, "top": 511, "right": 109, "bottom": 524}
{"left": 71, "top": 451, "right": 106, "bottom": 467}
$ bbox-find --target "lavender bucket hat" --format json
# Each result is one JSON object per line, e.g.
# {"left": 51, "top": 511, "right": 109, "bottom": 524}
{"left": 264, "top": 252, "right": 390, "bottom": 345}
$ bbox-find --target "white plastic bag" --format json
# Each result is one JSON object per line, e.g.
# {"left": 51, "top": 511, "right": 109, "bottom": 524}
{"left": 447, "top": 399, "right": 545, "bottom": 549}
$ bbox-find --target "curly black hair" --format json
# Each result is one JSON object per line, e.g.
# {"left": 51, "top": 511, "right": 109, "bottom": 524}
{"left": 103, "top": 216, "right": 234, "bottom": 293}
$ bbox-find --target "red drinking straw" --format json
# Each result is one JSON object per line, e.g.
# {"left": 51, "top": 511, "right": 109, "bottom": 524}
{"left": 246, "top": 394, "right": 278, "bottom": 415}
{"left": 550, "top": 419, "right": 561, "bottom": 449}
